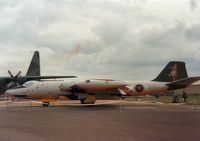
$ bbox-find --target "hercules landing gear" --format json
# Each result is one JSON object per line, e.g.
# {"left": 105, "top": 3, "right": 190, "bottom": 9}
{"left": 80, "top": 99, "right": 85, "bottom": 104}
{"left": 41, "top": 97, "right": 55, "bottom": 107}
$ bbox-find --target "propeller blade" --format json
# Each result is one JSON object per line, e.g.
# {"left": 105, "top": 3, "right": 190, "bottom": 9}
{"left": 8, "top": 70, "right": 14, "bottom": 78}
{"left": 14, "top": 71, "right": 21, "bottom": 79}
{"left": 7, "top": 70, "right": 22, "bottom": 88}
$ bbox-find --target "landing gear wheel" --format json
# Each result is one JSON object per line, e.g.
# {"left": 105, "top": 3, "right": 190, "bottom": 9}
{"left": 80, "top": 99, "right": 85, "bottom": 104}
{"left": 42, "top": 102, "right": 49, "bottom": 107}
{"left": 80, "top": 99, "right": 95, "bottom": 104}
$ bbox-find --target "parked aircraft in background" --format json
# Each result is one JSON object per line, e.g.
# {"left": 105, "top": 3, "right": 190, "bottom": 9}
{"left": 0, "top": 51, "right": 76, "bottom": 94}
{"left": 6, "top": 61, "right": 200, "bottom": 106}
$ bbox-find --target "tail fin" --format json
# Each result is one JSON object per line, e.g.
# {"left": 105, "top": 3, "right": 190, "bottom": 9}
{"left": 26, "top": 51, "right": 40, "bottom": 76}
{"left": 153, "top": 61, "right": 188, "bottom": 82}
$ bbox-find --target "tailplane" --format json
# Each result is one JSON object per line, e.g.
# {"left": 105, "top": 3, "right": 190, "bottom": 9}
{"left": 153, "top": 61, "right": 188, "bottom": 82}
{"left": 26, "top": 51, "right": 40, "bottom": 76}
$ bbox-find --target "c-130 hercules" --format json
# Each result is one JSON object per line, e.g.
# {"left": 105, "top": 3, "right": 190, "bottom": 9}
{"left": 0, "top": 51, "right": 76, "bottom": 94}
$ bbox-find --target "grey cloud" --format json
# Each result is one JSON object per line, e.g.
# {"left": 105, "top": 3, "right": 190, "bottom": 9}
{"left": 140, "top": 22, "right": 186, "bottom": 47}
{"left": 0, "top": 0, "right": 200, "bottom": 80}
{"left": 190, "top": 0, "right": 198, "bottom": 10}
{"left": 94, "top": 17, "right": 128, "bottom": 45}
{"left": 84, "top": 20, "right": 200, "bottom": 79}
{"left": 185, "top": 24, "right": 200, "bottom": 41}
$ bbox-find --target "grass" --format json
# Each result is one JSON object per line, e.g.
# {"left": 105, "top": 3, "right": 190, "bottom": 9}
{"left": 123, "top": 95, "right": 200, "bottom": 105}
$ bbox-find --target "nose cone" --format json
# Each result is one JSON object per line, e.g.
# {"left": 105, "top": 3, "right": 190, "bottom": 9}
{"left": 5, "top": 90, "right": 11, "bottom": 95}
{"left": 5, "top": 89, "right": 29, "bottom": 99}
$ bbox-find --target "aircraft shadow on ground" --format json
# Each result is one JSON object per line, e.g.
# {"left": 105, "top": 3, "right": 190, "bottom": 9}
{"left": 56, "top": 104, "right": 120, "bottom": 111}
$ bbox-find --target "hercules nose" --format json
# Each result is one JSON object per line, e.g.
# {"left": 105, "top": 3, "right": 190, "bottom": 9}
{"left": 5, "top": 90, "right": 12, "bottom": 95}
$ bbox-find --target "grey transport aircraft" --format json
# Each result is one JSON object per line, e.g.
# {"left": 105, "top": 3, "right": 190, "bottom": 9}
{"left": 0, "top": 51, "right": 76, "bottom": 95}
{"left": 6, "top": 61, "right": 200, "bottom": 106}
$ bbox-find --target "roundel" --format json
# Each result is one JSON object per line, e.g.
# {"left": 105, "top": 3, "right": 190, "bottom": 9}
{"left": 135, "top": 84, "right": 144, "bottom": 92}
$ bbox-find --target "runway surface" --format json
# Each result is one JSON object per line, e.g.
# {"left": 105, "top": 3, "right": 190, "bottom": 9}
{"left": 0, "top": 101, "right": 200, "bottom": 141}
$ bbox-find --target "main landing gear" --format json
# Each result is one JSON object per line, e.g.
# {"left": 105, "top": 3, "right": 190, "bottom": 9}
{"left": 42, "top": 102, "right": 49, "bottom": 107}
{"left": 80, "top": 95, "right": 96, "bottom": 104}
{"left": 80, "top": 99, "right": 95, "bottom": 104}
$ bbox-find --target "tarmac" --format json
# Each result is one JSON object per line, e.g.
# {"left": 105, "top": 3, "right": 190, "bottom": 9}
{"left": 0, "top": 100, "right": 200, "bottom": 141}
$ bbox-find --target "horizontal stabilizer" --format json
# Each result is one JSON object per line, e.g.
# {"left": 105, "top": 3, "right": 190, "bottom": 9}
{"left": 167, "top": 77, "right": 200, "bottom": 90}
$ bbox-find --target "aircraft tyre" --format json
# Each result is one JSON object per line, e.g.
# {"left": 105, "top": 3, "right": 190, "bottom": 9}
{"left": 42, "top": 102, "right": 49, "bottom": 107}
{"left": 80, "top": 99, "right": 95, "bottom": 104}
{"left": 80, "top": 99, "right": 85, "bottom": 104}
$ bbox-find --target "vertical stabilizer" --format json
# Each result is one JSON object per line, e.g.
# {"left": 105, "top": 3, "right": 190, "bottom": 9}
{"left": 153, "top": 61, "right": 188, "bottom": 82}
{"left": 26, "top": 51, "right": 40, "bottom": 76}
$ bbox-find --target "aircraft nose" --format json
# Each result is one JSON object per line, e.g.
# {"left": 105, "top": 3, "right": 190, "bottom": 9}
{"left": 5, "top": 90, "right": 11, "bottom": 95}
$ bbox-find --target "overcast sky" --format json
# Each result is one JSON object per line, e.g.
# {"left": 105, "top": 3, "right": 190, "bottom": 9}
{"left": 0, "top": 0, "right": 200, "bottom": 80}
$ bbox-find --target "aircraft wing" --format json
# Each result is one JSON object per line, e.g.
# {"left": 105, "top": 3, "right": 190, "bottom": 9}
{"left": 167, "top": 77, "right": 200, "bottom": 90}
{"left": 1, "top": 75, "right": 76, "bottom": 78}
{"left": 74, "top": 80, "right": 127, "bottom": 90}
{"left": 60, "top": 79, "right": 128, "bottom": 95}
{"left": 24, "top": 75, "right": 77, "bottom": 80}
{"left": 1, "top": 76, "right": 77, "bottom": 82}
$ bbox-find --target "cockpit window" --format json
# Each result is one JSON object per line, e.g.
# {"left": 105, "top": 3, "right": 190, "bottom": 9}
{"left": 23, "top": 81, "right": 35, "bottom": 87}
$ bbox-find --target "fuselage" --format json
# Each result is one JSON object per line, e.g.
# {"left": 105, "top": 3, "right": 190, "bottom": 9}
{"left": 6, "top": 79, "right": 169, "bottom": 101}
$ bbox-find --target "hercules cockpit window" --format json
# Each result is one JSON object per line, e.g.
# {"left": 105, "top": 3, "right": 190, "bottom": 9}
{"left": 23, "top": 81, "right": 35, "bottom": 87}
